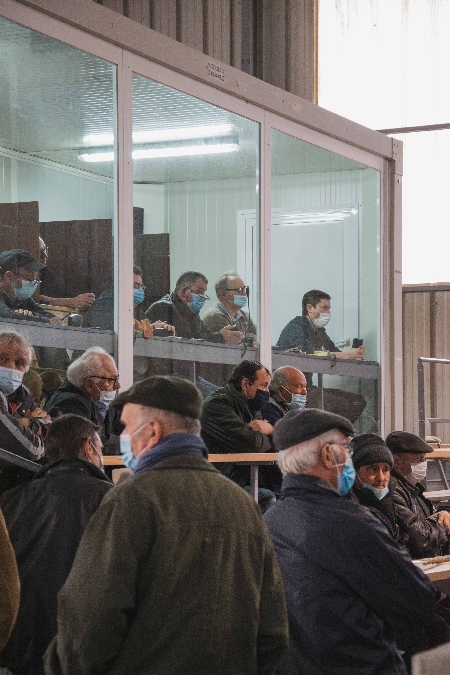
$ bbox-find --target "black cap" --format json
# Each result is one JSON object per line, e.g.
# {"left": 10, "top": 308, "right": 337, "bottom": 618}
{"left": 273, "top": 408, "right": 355, "bottom": 451}
{"left": 112, "top": 375, "right": 203, "bottom": 419}
{"left": 385, "top": 431, "right": 432, "bottom": 455}
{"left": 352, "top": 434, "right": 393, "bottom": 470}
{"left": 0, "top": 249, "right": 45, "bottom": 272}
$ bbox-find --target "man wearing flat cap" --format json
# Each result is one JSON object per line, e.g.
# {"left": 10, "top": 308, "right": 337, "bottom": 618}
{"left": 387, "top": 431, "right": 450, "bottom": 559}
{"left": 45, "top": 375, "right": 288, "bottom": 675}
{"left": 264, "top": 409, "right": 437, "bottom": 675}
{"left": 0, "top": 250, "right": 60, "bottom": 324}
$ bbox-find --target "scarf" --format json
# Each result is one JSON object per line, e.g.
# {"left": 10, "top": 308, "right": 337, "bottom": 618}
{"left": 135, "top": 433, "right": 208, "bottom": 473}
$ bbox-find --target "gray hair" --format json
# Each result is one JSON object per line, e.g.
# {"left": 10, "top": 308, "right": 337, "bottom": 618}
{"left": 67, "top": 347, "right": 115, "bottom": 389}
{"left": 175, "top": 271, "right": 208, "bottom": 293}
{"left": 137, "top": 405, "right": 201, "bottom": 436}
{"left": 277, "top": 429, "right": 345, "bottom": 476}
{"left": 0, "top": 331, "right": 32, "bottom": 367}
{"left": 270, "top": 367, "right": 291, "bottom": 391}
{"left": 215, "top": 270, "right": 239, "bottom": 297}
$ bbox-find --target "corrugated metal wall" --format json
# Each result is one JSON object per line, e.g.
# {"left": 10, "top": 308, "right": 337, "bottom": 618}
{"left": 403, "top": 284, "right": 450, "bottom": 441}
{"left": 92, "top": 0, "right": 316, "bottom": 101}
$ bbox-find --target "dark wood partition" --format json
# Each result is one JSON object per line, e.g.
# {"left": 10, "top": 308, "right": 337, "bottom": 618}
{"left": 0, "top": 201, "right": 40, "bottom": 259}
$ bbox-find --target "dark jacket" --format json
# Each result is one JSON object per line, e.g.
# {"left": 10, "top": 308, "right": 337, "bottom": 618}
{"left": 44, "top": 379, "right": 123, "bottom": 455}
{"left": 0, "top": 289, "right": 55, "bottom": 323}
{"left": 0, "top": 385, "right": 44, "bottom": 466}
{"left": 146, "top": 292, "right": 223, "bottom": 342}
{"left": 276, "top": 314, "right": 340, "bottom": 354}
{"left": 201, "top": 382, "right": 272, "bottom": 482}
{"left": 44, "top": 452, "right": 288, "bottom": 675}
{"left": 0, "top": 459, "right": 112, "bottom": 675}
{"left": 261, "top": 390, "right": 289, "bottom": 427}
{"left": 0, "top": 508, "right": 20, "bottom": 652}
{"left": 352, "top": 480, "right": 404, "bottom": 545}
{"left": 391, "top": 469, "right": 448, "bottom": 559}
{"left": 264, "top": 474, "right": 436, "bottom": 675}
{"left": 83, "top": 288, "right": 143, "bottom": 330}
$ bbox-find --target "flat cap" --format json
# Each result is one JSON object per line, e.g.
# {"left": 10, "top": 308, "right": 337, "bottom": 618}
{"left": 352, "top": 434, "right": 393, "bottom": 470}
{"left": 385, "top": 431, "right": 432, "bottom": 455}
{"left": 112, "top": 375, "right": 203, "bottom": 419}
{"left": 273, "top": 408, "right": 355, "bottom": 451}
{"left": 0, "top": 249, "right": 45, "bottom": 272}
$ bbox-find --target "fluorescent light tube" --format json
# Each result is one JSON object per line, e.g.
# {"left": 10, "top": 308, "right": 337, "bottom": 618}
{"left": 79, "top": 143, "right": 238, "bottom": 162}
{"left": 83, "top": 124, "right": 234, "bottom": 146}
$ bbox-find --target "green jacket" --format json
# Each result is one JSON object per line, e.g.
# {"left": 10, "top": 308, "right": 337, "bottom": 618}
{"left": 44, "top": 453, "right": 288, "bottom": 675}
{"left": 202, "top": 302, "right": 257, "bottom": 336}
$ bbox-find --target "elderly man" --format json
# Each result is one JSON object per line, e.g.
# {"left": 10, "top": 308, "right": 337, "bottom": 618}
{"left": 0, "top": 414, "right": 111, "bottom": 675}
{"left": 0, "top": 249, "right": 60, "bottom": 324}
{"left": 44, "top": 376, "right": 288, "bottom": 675}
{"left": 202, "top": 270, "right": 257, "bottom": 337}
{"left": 146, "top": 270, "right": 242, "bottom": 344}
{"left": 386, "top": 431, "right": 450, "bottom": 559}
{"left": 261, "top": 366, "right": 307, "bottom": 426}
{"left": 0, "top": 331, "right": 50, "bottom": 493}
{"left": 45, "top": 347, "right": 122, "bottom": 454}
{"left": 38, "top": 237, "right": 95, "bottom": 312}
{"left": 264, "top": 408, "right": 437, "bottom": 675}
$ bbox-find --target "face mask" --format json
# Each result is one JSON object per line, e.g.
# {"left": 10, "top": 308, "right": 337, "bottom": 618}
{"left": 334, "top": 457, "right": 356, "bottom": 495}
{"left": 14, "top": 280, "right": 37, "bottom": 301}
{"left": 248, "top": 388, "right": 270, "bottom": 411}
{"left": 91, "top": 442, "right": 105, "bottom": 474}
{"left": 0, "top": 366, "right": 24, "bottom": 395}
{"left": 313, "top": 313, "right": 331, "bottom": 328}
{"left": 120, "top": 424, "right": 148, "bottom": 471}
{"left": 287, "top": 394, "right": 307, "bottom": 411}
{"left": 233, "top": 295, "right": 247, "bottom": 308}
{"left": 410, "top": 460, "right": 427, "bottom": 484}
{"left": 187, "top": 294, "right": 206, "bottom": 314}
{"left": 133, "top": 288, "right": 145, "bottom": 307}
{"left": 93, "top": 383, "right": 116, "bottom": 407}
{"left": 363, "top": 483, "right": 389, "bottom": 500}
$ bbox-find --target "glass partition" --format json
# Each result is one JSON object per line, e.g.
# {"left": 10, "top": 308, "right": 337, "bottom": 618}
{"left": 0, "top": 16, "right": 117, "bottom": 368}
{"left": 131, "top": 73, "right": 260, "bottom": 391}
{"left": 271, "top": 129, "right": 380, "bottom": 431}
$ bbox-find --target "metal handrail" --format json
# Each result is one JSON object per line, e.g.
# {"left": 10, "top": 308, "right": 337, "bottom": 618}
{"left": 0, "top": 447, "right": 41, "bottom": 473}
{"left": 418, "top": 357, "right": 450, "bottom": 440}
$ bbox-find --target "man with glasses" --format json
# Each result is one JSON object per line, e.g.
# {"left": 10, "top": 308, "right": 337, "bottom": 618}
{"left": 0, "top": 249, "right": 61, "bottom": 324}
{"left": 264, "top": 408, "right": 437, "bottom": 675}
{"left": 202, "top": 271, "right": 257, "bottom": 338}
{"left": 146, "top": 270, "right": 243, "bottom": 344}
{"left": 45, "top": 347, "right": 123, "bottom": 454}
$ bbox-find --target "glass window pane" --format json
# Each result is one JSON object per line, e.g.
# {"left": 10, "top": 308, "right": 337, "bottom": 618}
{"left": 0, "top": 16, "right": 117, "bottom": 364}
{"left": 131, "top": 73, "right": 260, "bottom": 392}
{"left": 271, "top": 129, "right": 380, "bottom": 432}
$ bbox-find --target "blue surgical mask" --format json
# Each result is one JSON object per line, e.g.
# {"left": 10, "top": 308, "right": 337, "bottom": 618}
{"left": 93, "top": 383, "right": 116, "bottom": 408}
{"left": 0, "top": 366, "right": 24, "bottom": 395}
{"left": 363, "top": 483, "right": 389, "bottom": 500}
{"left": 280, "top": 386, "right": 307, "bottom": 411}
{"left": 14, "top": 280, "right": 37, "bottom": 300}
{"left": 187, "top": 294, "right": 207, "bottom": 314}
{"left": 249, "top": 388, "right": 270, "bottom": 410}
{"left": 120, "top": 424, "right": 148, "bottom": 471}
{"left": 133, "top": 288, "right": 145, "bottom": 307}
{"left": 335, "top": 457, "right": 356, "bottom": 495}
{"left": 233, "top": 295, "right": 247, "bottom": 308}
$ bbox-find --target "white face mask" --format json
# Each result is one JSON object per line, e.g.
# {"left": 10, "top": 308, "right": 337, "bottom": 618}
{"left": 410, "top": 460, "right": 427, "bottom": 484}
{"left": 313, "top": 313, "right": 331, "bottom": 328}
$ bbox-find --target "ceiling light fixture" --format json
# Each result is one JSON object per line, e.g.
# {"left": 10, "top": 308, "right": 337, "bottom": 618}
{"left": 83, "top": 124, "right": 234, "bottom": 146}
{"left": 79, "top": 143, "right": 238, "bottom": 162}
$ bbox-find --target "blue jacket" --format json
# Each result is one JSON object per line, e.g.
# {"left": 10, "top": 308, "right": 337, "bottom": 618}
{"left": 264, "top": 474, "right": 436, "bottom": 675}
{"left": 276, "top": 314, "right": 339, "bottom": 353}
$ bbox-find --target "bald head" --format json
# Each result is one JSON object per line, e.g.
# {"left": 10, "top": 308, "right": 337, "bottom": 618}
{"left": 271, "top": 366, "right": 307, "bottom": 404}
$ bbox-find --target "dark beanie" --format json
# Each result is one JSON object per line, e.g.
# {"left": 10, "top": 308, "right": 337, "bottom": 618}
{"left": 385, "top": 431, "right": 432, "bottom": 455}
{"left": 112, "top": 375, "right": 203, "bottom": 419}
{"left": 352, "top": 434, "right": 393, "bottom": 470}
{"left": 273, "top": 408, "right": 354, "bottom": 451}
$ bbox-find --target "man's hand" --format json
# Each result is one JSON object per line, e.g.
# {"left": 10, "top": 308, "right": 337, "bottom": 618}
{"left": 434, "top": 511, "right": 450, "bottom": 535}
{"left": 49, "top": 317, "right": 62, "bottom": 325}
{"left": 71, "top": 293, "right": 96, "bottom": 311}
{"left": 344, "top": 346, "right": 366, "bottom": 359}
{"left": 248, "top": 420, "right": 274, "bottom": 435}
{"left": 152, "top": 320, "right": 175, "bottom": 334}
{"left": 27, "top": 408, "right": 51, "bottom": 421}
{"left": 15, "top": 309, "right": 33, "bottom": 317}
{"left": 221, "top": 326, "right": 244, "bottom": 345}
{"left": 133, "top": 319, "right": 153, "bottom": 339}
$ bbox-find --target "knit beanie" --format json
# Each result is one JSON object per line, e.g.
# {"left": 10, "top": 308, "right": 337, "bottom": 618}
{"left": 352, "top": 433, "right": 393, "bottom": 470}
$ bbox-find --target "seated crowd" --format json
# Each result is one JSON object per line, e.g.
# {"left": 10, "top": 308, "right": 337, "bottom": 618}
{"left": 0, "top": 324, "right": 449, "bottom": 674}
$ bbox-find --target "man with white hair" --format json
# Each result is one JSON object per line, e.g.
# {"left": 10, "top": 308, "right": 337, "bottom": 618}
{"left": 261, "top": 366, "right": 307, "bottom": 427}
{"left": 264, "top": 408, "right": 437, "bottom": 675}
{"left": 45, "top": 375, "right": 288, "bottom": 675}
{"left": 0, "top": 332, "right": 48, "bottom": 493}
{"left": 45, "top": 347, "right": 122, "bottom": 454}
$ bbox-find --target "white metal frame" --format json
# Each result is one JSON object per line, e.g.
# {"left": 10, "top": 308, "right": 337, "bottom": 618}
{"left": 0, "top": 0, "right": 399, "bottom": 430}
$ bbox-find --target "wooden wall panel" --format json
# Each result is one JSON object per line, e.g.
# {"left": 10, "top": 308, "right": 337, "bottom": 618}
{"left": 0, "top": 202, "right": 40, "bottom": 261}
{"left": 90, "top": 0, "right": 316, "bottom": 101}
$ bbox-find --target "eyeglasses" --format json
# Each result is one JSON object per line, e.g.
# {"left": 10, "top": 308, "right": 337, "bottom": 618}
{"left": 133, "top": 283, "right": 146, "bottom": 290}
{"left": 14, "top": 272, "right": 40, "bottom": 286}
{"left": 41, "top": 246, "right": 49, "bottom": 256}
{"left": 189, "top": 289, "right": 210, "bottom": 300}
{"left": 89, "top": 375, "right": 120, "bottom": 386}
{"left": 226, "top": 286, "right": 249, "bottom": 294}
{"left": 338, "top": 441, "right": 355, "bottom": 457}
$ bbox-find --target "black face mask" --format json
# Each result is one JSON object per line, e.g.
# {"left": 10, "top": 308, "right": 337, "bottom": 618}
{"left": 247, "top": 388, "right": 270, "bottom": 411}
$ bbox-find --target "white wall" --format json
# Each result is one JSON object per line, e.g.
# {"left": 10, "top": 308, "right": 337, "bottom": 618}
{"left": 133, "top": 183, "right": 166, "bottom": 233}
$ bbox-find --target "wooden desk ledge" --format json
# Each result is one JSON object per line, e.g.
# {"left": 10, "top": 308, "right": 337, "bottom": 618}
{"left": 103, "top": 453, "right": 278, "bottom": 467}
